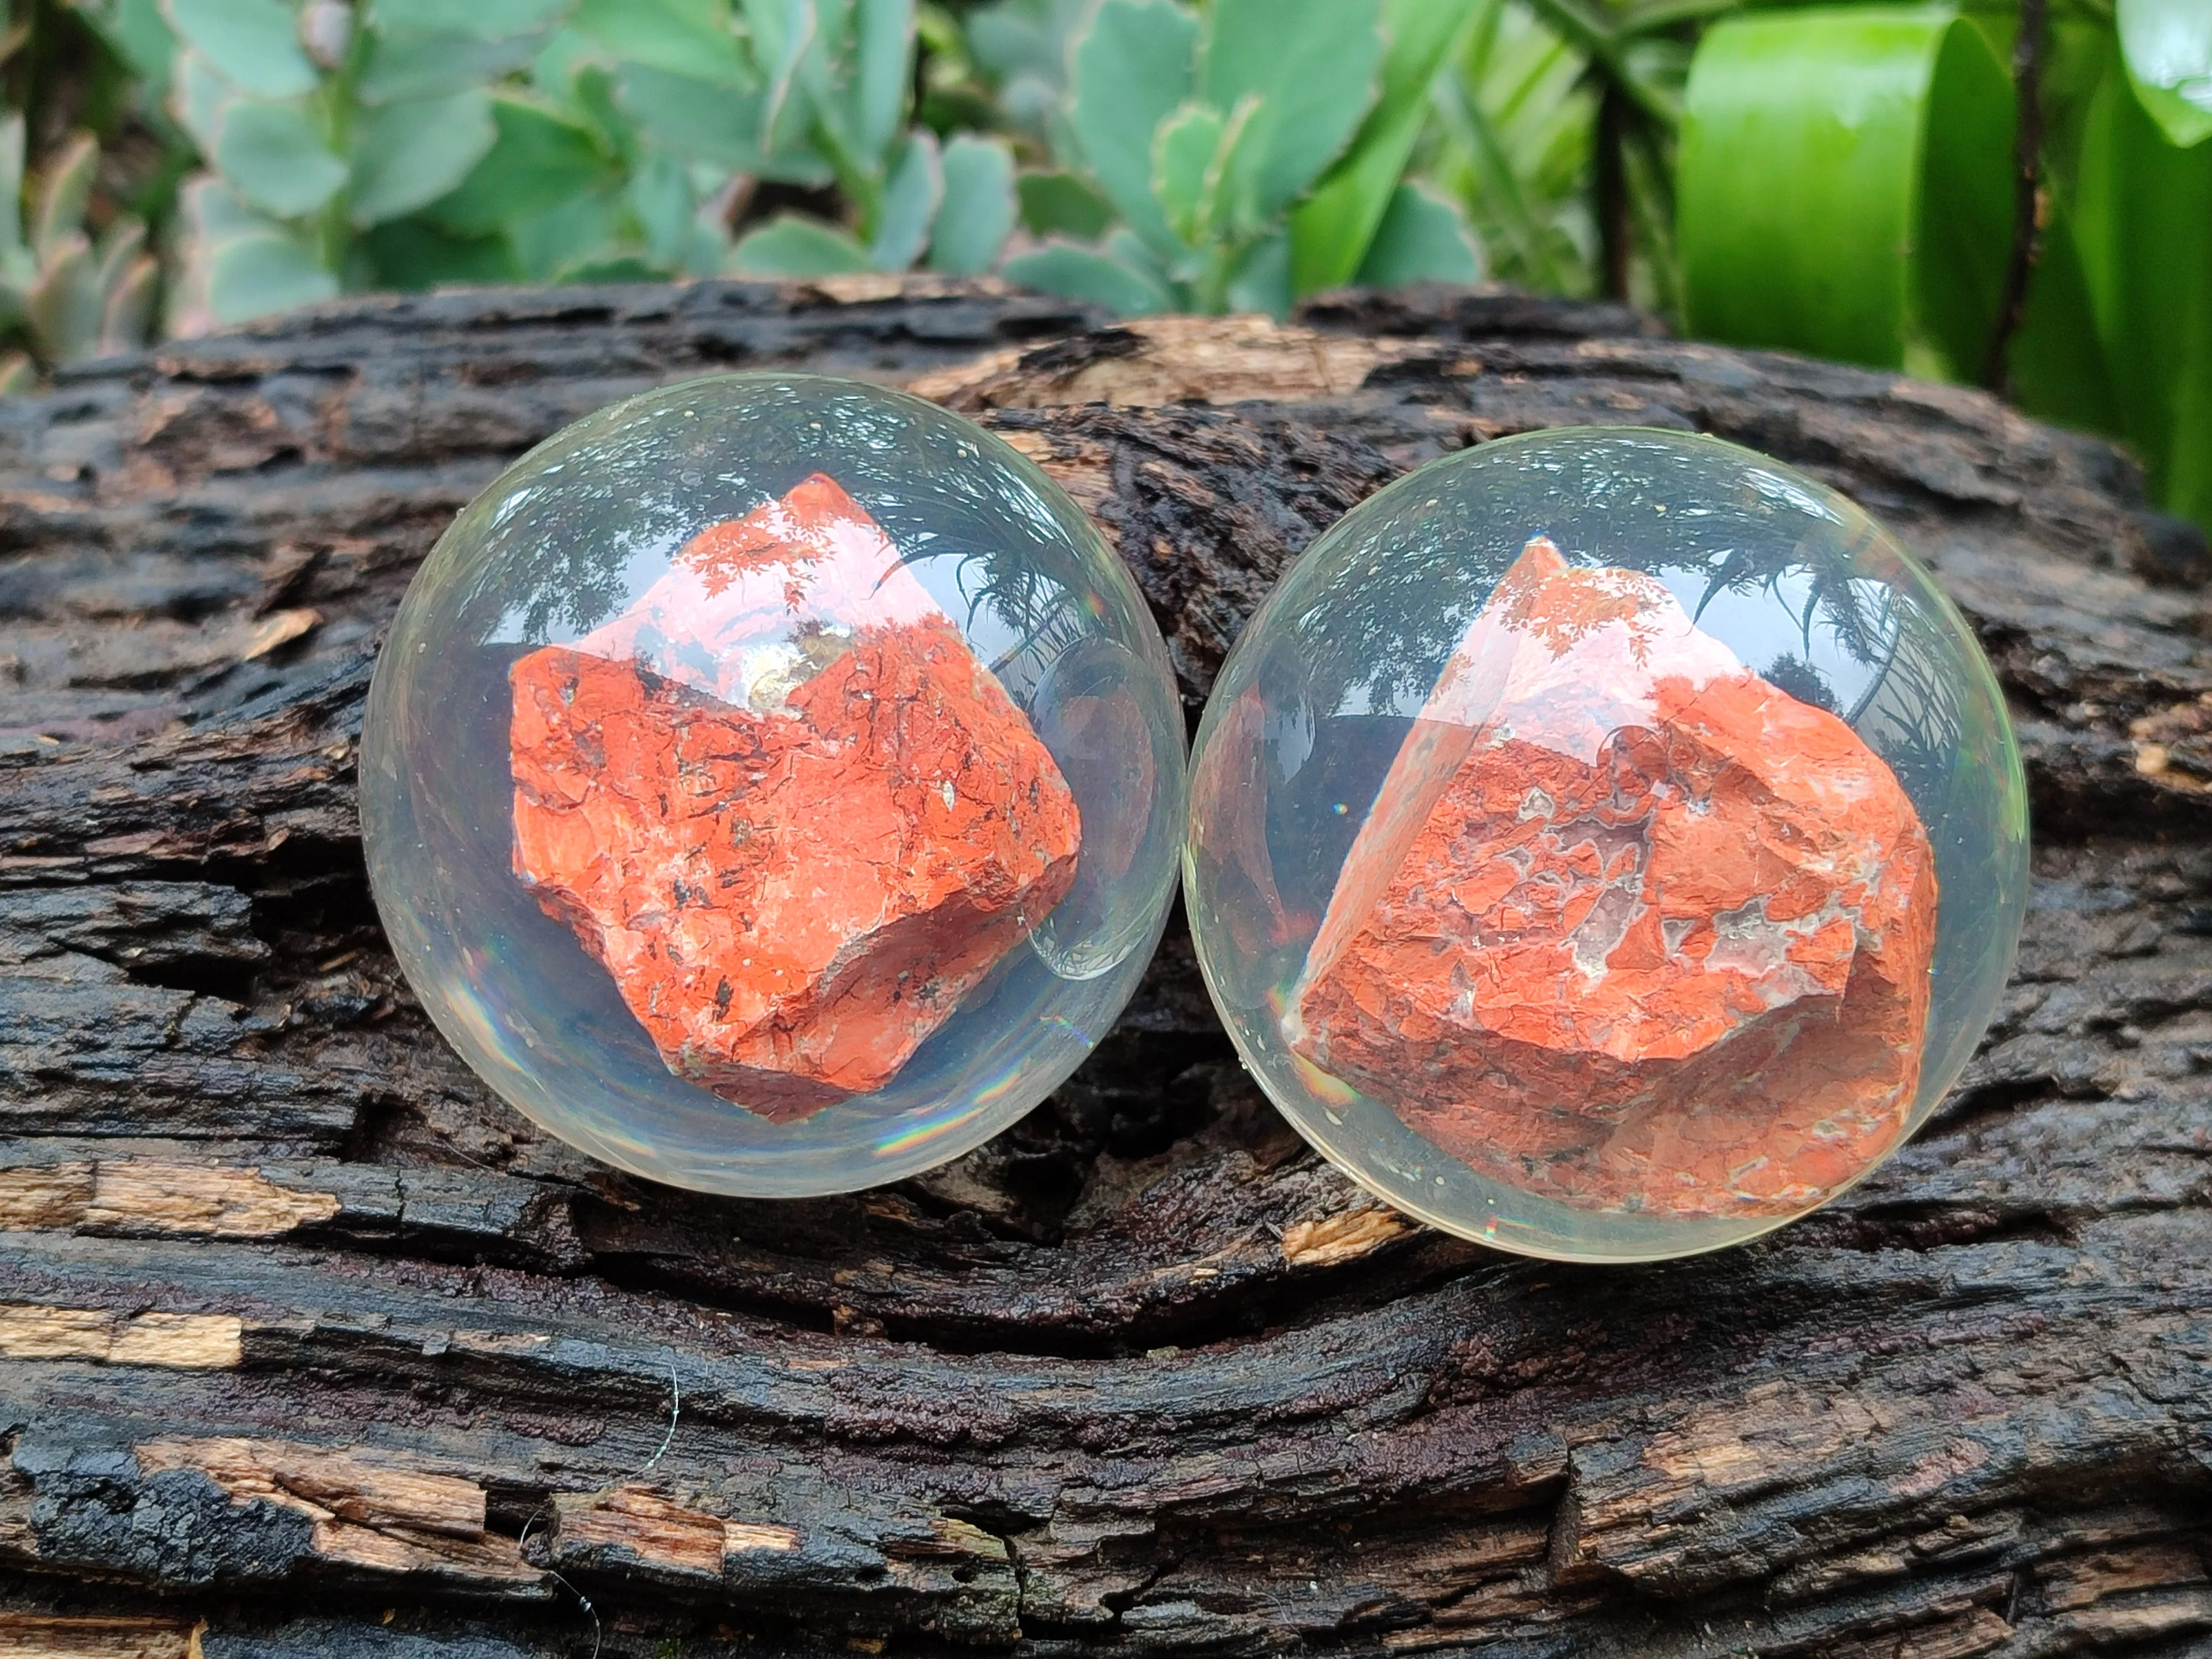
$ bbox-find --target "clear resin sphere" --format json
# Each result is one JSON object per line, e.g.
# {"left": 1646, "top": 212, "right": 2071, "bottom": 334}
{"left": 1185, "top": 429, "right": 2026, "bottom": 1261}
{"left": 362, "top": 374, "right": 1185, "bottom": 1195}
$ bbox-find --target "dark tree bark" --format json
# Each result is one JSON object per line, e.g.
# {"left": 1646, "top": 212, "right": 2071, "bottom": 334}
{"left": 1, "top": 275, "right": 2209, "bottom": 1659}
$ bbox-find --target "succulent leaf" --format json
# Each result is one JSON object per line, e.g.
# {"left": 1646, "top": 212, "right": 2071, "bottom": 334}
{"left": 929, "top": 133, "right": 1015, "bottom": 275}
{"left": 1070, "top": 0, "right": 1198, "bottom": 259}
{"left": 732, "top": 212, "right": 876, "bottom": 275}
{"left": 215, "top": 101, "right": 347, "bottom": 216}
{"left": 1002, "top": 238, "right": 1171, "bottom": 314}
{"left": 1352, "top": 180, "right": 1483, "bottom": 288}
{"left": 31, "top": 134, "right": 100, "bottom": 268}
{"left": 162, "top": 0, "right": 319, "bottom": 97}
{"left": 350, "top": 92, "right": 500, "bottom": 226}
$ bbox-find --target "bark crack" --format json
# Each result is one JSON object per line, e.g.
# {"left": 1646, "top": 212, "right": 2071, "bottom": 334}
{"left": 1, "top": 280, "right": 2204, "bottom": 1658}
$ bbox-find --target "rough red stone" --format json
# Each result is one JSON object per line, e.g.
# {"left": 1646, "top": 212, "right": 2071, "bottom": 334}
{"left": 1290, "top": 535, "right": 1938, "bottom": 1218}
{"left": 509, "top": 474, "right": 1081, "bottom": 1120}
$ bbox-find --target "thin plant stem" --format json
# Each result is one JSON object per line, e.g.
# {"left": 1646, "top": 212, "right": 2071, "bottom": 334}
{"left": 1594, "top": 79, "right": 1629, "bottom": 301}
{"left": 1984, "top": 0, "right": 2048, "bottom": 390}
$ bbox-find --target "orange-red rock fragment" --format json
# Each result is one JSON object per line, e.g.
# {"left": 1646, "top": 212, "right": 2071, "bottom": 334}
{"left": 1290, "top": 535, "right": 1938, "bottom": 1217}
{"left": 509, "top": 474, "right": 1081, "bottom": 1120}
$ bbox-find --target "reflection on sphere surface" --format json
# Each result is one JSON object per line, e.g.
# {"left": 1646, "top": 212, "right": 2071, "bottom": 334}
{"left": 1185, "top": 429, "right": 2026, "bottom": 1262}
{"left": 363, "top": 375, "right": 1186, "bottom": 1196}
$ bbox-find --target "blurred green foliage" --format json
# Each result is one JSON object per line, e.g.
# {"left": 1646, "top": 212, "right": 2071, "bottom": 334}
{"left": 1673, "top": 0, "right": 2212, "bottom": 532}
{"left": 0, "top": 0, "right": 2200, "bottom": 529}
{"left": 0, "top": 115, "right": 156, "bottom": 380}
{"left": 998, "top": 0, "right": 1481, "bottom": 316}
{"left": 146, "top": 0, "right": 1022, "bottom": 323}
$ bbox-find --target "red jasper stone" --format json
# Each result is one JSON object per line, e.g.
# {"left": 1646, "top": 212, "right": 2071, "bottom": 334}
{"left": 1290, "top": 535, "right": 1938, "bottom": 1217}
{"left": 508, "top": 475, "right": 1081, "bottom": 1120}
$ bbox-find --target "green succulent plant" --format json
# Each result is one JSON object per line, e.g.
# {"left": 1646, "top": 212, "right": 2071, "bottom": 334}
{"left": 89, "top": 0, "right": 1013, "bottom": 330}
{"left": 720, "top": 0, "right": 1017, "bottom": 278}
{"left": 957, "top": 0, "right": 1087, "bottom": 143}
{"left": 156, "top": 0, "right": 575, "bottom": 328}
{"left": 1420, "top": 0, "right": 1599, "bottom": 300}
{"left": 19, "top": 0, "right": 2202, "bottom": 540}
{"left": 1002, "top": 0, "right": 1484, "bottom": 317}
{"left": 1676, "top": 0, "right": 2212, "bottom": 530}
{"left": 0, "top": 117, "right": 158, "bottom": 384}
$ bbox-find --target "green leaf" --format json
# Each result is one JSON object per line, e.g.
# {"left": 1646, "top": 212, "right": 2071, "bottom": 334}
{"left": 163, "top": 0, "right": 317, "bottom": 97}
{"left": 1353, "top": 180, "right": 1483, "bottom": 288}
{"left": 350, "top": 91, "right": 499, "bottom": 226}
{"left": 1070, "top": 0, "right": 1198, "bottom": 258}
{"left": 1515, "top": 0, "right": 1682, "bottom": 128}
{"left": 76, "top": 0, "right": 180, "bottom": 91}
{"left": 1290, "top": 0, "right": 1479, "bottom": 296}
{"left": 358, "top": 28, "right": 549, "bottom": 103}
{"left": 2117, "top": 0, "right": 2212, "bottom": 148}
{"left": 1201, "top": 0, "right": 1382, "bottom": 234}
{"left": 1151, "top": 101, "right": 1224, "bottom": 245}
{"left": 173, "top": 49, "right": 232, "bottom": 154}
{"left": 2007, "top": 196, "right": 2124, "bottom": 436}
{"left": 1421, "top": 4, "right": 1591, "bottom": 296}
{"left": 1105, "top": 225, "right": 1171, "bottom": 282}
{"left": 92, "top": 219, "right": 149, "bottom": 301}
{"left": 1003, "top": 238, "right": 1172, "bottom": 314}
{"left": 2072, "top": 62, "right": 2212, "bottom": 528}
{"left": 2006, "top": 13, "right": 2119, "bottom": 431}
{"left": 625, "top": 149, "right": 695, "bottom": 269}
{"left": 176, "top": 170, "right": 267, "bottom": 242}
{"left": 1223, "top": 228, "right": 1289, "bottom": 316}
{"left": 214, "top": 101, "right": 347, "bottom": 216}
{"left": 1678, "top": 6, "right": 2016, "bottom": 375}
{"left": 505, "top": 188, "right": 621, "bottom": 278}
{"left": 95, "top": 231, "right": 160, "bottom": 355}
{"left": 206, "top": 231, "right": 338, "bottom": 322}
{"left": 100, "top": 260, "right": 161, "bottom": 356}
{"left": 968, "top": 0, "right": 1084, "bottom": 85}
{"left": 1018, "top": 169, "right": 1113, "bottom": 238}
{"left": 869, "top": 130, "right": 941, "bottom": 269}
{"left": 557, "top": 254, "right": 666, "bottom": 281}
{"left": 429, "top": 93, "right": 610, "bottom": 234}
{"left": 178, "top": 179, "right": 340, "bottom": 328}
{"left": 572, "top": 0, "right": 749, "bottom": 82}
{"left": 568, "top": 61, "right": 644, "bottom": 165}
{"left": 529, "top": 25, "right": 599, "bottom": 96}
{"left": 30, "top": 133, "right": 99, "bottom": 265}
{"left": 101, "top": 270, "right": 161, "bottom": 358}
{"left": 2036, "top": 14, "right": 2120, "bottom": 205}
{"left": 732, "top": 212, "right": 875, "bottom": 274}
{"left": 363, "top": 215, "right": 520, "bottom": 287}
{"left": 370, "top": 0, "right": 571, "bottom": 42}
{"left": 0, "top": 116, "right": 25, "bottom": 270}
{"left": 615, "top": 61, "right": 769, "bottom": 169}
{"left": 1914, "top": 17, "right": 2017, "bottom": 379}
{"left": 743, "top": 0, "right": 817, "bottom": 149}
{"left": 930, "top": 133, "right": 1015, "bottom": 275}
{"left": 968, "top": 0, "right": 1087, "bottom": 135}
{"left": 28, "top": 232, "right": 102, "bottom": 362}
{"left": 679, "top": 221, "right": 730, "bottom": 277}
{"left": 851, "top": 0, "right": 915, "bottom": 166}
{"left": 0, "top": 350, "right": 34, "bottom": 393}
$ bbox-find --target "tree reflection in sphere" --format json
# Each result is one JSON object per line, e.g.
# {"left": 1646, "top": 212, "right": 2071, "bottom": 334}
{"left": 363, "top": 375, "right": 1186, "bottom": 1196}
{"left": 1184, "top": 429, "right": 2025, "bottom": 1262}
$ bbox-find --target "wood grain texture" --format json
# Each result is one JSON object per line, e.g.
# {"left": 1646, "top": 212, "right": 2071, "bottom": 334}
{"left": 1, "top": 275, "right": 2208, "bottom": 1657}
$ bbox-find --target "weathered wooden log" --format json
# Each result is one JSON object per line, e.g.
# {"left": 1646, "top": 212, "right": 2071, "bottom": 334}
{"left": 1, "top": 275, "right": 2209, "bottom": 1658}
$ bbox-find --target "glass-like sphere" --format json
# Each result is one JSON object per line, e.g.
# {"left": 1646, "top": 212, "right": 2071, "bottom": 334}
{"left": 1185, "top": 429, "right": 2026, "bottom": 1261}
{"left": 363, "top": 374, "right": 1185, "bottom": 1195}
